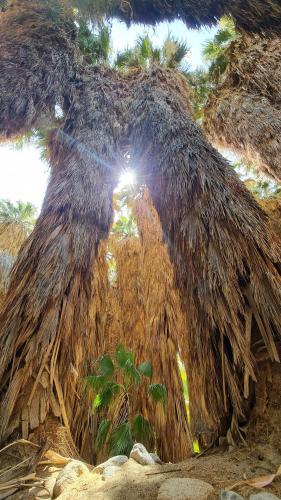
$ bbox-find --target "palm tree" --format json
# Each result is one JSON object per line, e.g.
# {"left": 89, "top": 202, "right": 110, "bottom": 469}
{"left": 0, "top": 67, "right": 126, "bottom": 452}
{"left": 0, "top": 199, "right": 36, "bottom": 316}
{"left": 115, "top": 34, "right": 189, "bottom": 72}
{"left": 77, "top": 18, "right": 111, "bottom": 65}
{"left": 203, "top": 32, "right": 281, "bottom": 183}
{"left": 129, "top": 67, "right": 281, "bottom": 443}
{"left": 69, "top": 0, "right": 281, "bottom": 34}
{"left": 202, "top": 16, "right": 236, "bottom": 84}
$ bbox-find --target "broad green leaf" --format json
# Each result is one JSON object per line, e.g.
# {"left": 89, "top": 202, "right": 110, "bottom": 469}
{"left": 131, "top": 414, "right": 153, "bottom": 448}
{"left": 109, "top": 422, "right": 133, "bottom": 457}
{"left": 123, "top": 359, "right": 141, "bottom": 386}
{"left": 98, "top": 381, "right": 121, "bottom": 409}
{"left": 98, "top": 355, "right": 114, "bottom": 377}
{"left": 148, "top": 384, "right": 167, "bottom": 410}
{"left": 96, "top": 419, "right": 111, "bottom": 452}
{"left": 138, "top": 362, "right": 152, "bottom": 379}
{"left": 86, "top": 375, "right": 106, "bottom": 392}
{"left": 115, "top": 345, "right": 135, "bottom": 369}
{"left": 93, "top": 393, "right": 102, "bottom": 410}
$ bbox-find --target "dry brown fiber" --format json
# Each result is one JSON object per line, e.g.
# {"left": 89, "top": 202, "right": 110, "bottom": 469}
{"left": 0, "top": 0, "right": 78, "bottom": 140}
{"left": 204, "top": 34, "right": 281, "bottom": 183}
{"left": 106, "top": 203, "right": 191, "bottom": 462}
{"left": 129, "top": 67, "right": 281, "bottom": 441}
{"left": 68, "top": 0, "right": 281, "bottom": 33}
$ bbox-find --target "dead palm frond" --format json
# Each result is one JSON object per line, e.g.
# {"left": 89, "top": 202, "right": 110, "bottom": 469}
{"left": 204, "top": 34, "right": 281, "bottom": 183}
{"left": 129, "top": 67, "right": 281, "bottom": 442}
{"left": 67, "top": 0, "right": 281, "bottom": 34}
{"left": 134, "top": 189, "right": 192, "bottom": 462}
{"left": 0, "top": 0, "right": 78, "bottom": 141}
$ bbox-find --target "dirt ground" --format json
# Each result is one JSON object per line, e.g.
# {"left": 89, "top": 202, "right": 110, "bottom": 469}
{"left": 0, "top": 442, "right": 280, "bottom": 500}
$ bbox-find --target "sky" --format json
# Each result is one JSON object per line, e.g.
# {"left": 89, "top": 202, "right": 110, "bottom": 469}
{"left": 0, "top": 20, "right": 216, "bottom": 210}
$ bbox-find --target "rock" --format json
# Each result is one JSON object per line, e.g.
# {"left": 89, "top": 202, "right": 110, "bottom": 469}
{"left": 102, "top": 465, "right": 122, "bottom": 479}
{"left": 93, "top": 455, "right": 128, "bottom": 473}
{"left": 249, "top": 494, "right": 281, "bottom": 500}
{"left": 53, "top": 460, "right": 90, "bottom": 498}
{"left": 28, "top": 486, "right": 49, "bottom": 498}
{"left": 150, "top": 452, "right": 164, "bottom": 464}
{"left": 220, "top": 492, "right": 244, "bottom": 500}
{"left": 130, "top": 443, "right": 156, "bottom": 466}
{"left": 157, "top": 478, "right": 215, "bottom": 500}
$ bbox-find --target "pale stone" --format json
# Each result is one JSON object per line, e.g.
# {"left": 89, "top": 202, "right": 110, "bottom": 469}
{"left": 53, "top": 460, "right": 90, "bottom": 498}
{"left": 150, "top": 452, "right": 164, "bottom": 464}
{"left": 220, "top": 492, "right": 244, "bottom": 500}
{"left": 249, "top": 494, "right": 281, "bottom": 500}
{"left": 157, "top": 478, "right": 215, "bottom": 500}
{"left": 93, "top": 455, "right": 128, "bottom": 473}
{"left": 102, "top": 465, "right": 122, "bottom": 479}
{"left": 130, "top": 443, "right": 156, "bottom": 466}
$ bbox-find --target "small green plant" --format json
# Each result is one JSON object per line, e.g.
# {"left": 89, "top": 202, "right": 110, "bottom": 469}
{"left": 86, "top": 345, "right": 167, "bottom": 458}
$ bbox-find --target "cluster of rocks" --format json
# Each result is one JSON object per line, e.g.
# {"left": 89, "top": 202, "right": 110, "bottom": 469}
{"left": 220, "top": 493, "right": 281, "bottom": 500}
{"left": 34, "top": 443, "right": 281, "bottom": 500}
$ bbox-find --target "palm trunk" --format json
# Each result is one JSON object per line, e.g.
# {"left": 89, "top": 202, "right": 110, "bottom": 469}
{"left": 0, "top": 0, "right": 77, "bottom": 140}
{"left": 129, "top": 67, "right": 281, "bottom": 443}
{"left": 0, "top": 68, "right": 124, "bottom": 453}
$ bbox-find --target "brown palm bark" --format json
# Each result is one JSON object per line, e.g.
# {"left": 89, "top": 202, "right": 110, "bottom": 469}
{"left": 129, "top": 67, "right": 281, "bottom": 443}
{"left": 0, "top": 68, "right": 125, "bottom": 452}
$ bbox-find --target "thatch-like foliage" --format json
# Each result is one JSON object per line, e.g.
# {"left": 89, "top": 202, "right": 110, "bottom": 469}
{"left": 129, "top": 67, "right": 281, "bottom": 442}
{"left": 258, "top": 196, "right": 281, "bottom": 239}
{"left": 68, "top": 0, "right": 281, "bottom": 33}
{"left": 0, "top": 250, "right": 14, "bottom": 308}
{"left": 134, "top": 189, "right": 192, "bottom": 462}
{"left": 105, "top": 190, "right": 192, "bottom": 462}
{"left": 0, "top": 0, "right": 78, "bottom": 140}
{"left": 0, "top": 67, "right": 126, "bottom": 451}
{"left": 204, "top": 35, "right": 281, "bottom": 183}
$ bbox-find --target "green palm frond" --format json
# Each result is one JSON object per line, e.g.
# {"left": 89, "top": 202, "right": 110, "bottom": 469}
{"left": 96, "top": 419, "right": 111, "bottom": 453}
{"left": 115, "top": 345, "right": 135, "bottom": 369}
{"left": 109, "top": 422, "right": 133, "bottom": 457}
{"left": 131, "top": 414, "right": 153, "bottom": 448}
{"left": 138, "top": 362, "right": 152, "bottom": 379}
{"left": 98, "top": 354, "right": 114, "bottom": 377}
{"left": 148, "top": 384, "right": 168, "bottom": 411}
{"left": 77, "top": 18, "right": 111, "bottom": 65}
{"left": 0, "top": 200, "right": 37, "bottom": 232}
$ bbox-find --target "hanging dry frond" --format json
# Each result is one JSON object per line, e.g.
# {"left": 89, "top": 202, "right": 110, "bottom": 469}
{"left": 133, "top": 189, "right": 192, "bottom": 462}
{"left": 0, "top": 67, "right": 126, "bottom": 454}
{"left": 258, "top": 196, "right": 281, "bottom": 238}
{"left": 129, "top": 67, "right": 281, "bottom": 443}
{"left": 0, "top": 0, "right": 78, "bottom": 140}
{"left": 67, "top": 0, "right": 281, "bottom": 34}
{"left": 204, "top": 34, "right": 281, "bottom": 183}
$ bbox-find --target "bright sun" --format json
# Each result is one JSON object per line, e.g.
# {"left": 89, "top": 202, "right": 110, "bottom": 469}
{"left": 118, "top": 169, "right": 136, "bottom": 189}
